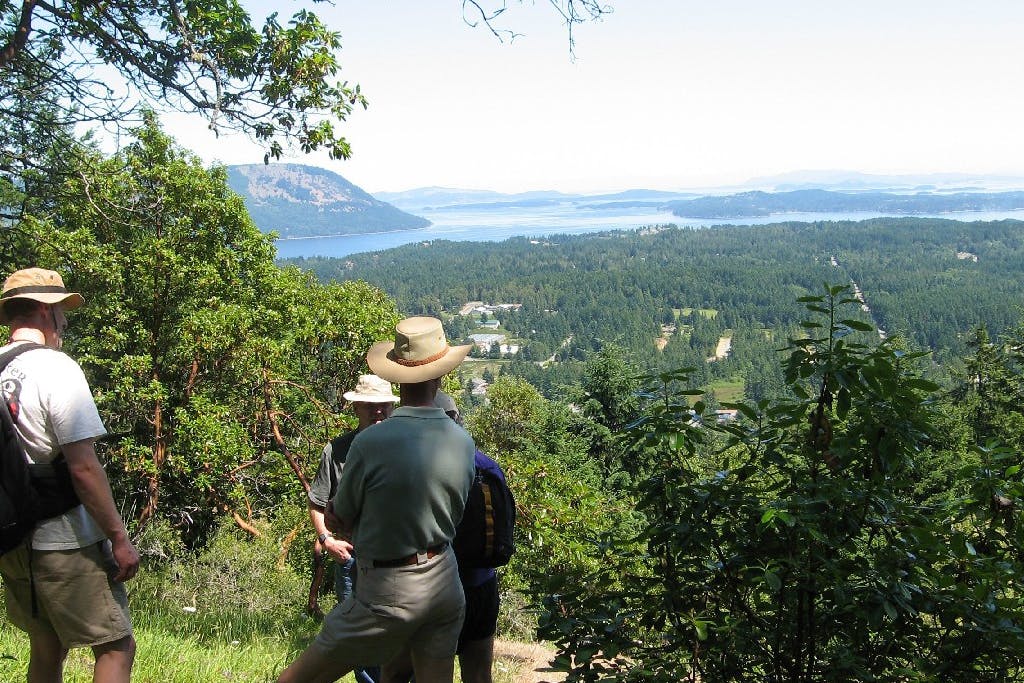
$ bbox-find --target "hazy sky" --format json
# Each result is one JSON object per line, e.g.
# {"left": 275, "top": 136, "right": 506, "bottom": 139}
{"left": 162, "top": 1, "right": 1024, "bottom": 194}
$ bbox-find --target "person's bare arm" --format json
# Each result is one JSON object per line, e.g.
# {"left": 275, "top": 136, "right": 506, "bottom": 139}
{"left": 309, "top": 502, "right": 353, "bottom": 562}
{"left": 324, "top": 500, "right": 354, "bottom": 543}
{"left": 62, "top": 439, "right": 139, "bottom": 581}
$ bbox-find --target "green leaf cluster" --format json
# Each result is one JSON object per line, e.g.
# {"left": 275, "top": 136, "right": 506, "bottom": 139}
{"left": 540, "top": 285, "right": 1024, "bottom": 682}
{"left": 466, "top": 375, "right": 640, "bottom": 600}
{"left": 12, "top": 116, "right": 398, "bottom": 543}
{"left": 0, "top": 0, "right": 365, "bottom": 165}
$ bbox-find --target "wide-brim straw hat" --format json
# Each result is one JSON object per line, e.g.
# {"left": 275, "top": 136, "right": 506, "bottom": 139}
{"left": 367, "top": 317, "right": 472, "bottom": 383}
{"left": 343, "top": 374, "right": 400, "bottom": 403}
{"left": 0, "top": 268, "right": 85, "bottom": 323}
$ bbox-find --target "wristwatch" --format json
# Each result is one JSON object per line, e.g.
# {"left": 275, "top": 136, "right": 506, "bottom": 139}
{"left": 317, "top": 532, "right": 331, "bottom": 544}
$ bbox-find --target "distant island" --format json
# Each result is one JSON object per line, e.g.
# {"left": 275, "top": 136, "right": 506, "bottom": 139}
{"left": 226, "top": 166, "right": 1024, "bottom": 238}
{"left": 664, "top": 189, "right": 1024, "bottom": 219}
{"left": 374, "top": 185, "right": 1024, "bottom": 220}
{"left": 226, "top": 164, "right": 430, "bottom": 239}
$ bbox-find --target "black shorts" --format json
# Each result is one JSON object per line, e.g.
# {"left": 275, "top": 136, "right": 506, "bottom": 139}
{"left": 457, "top": 575, "right": 499, "bottom": 652}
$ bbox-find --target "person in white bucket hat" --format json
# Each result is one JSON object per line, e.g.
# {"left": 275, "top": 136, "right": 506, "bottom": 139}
{"left": 306, "top": 375, "right": 399, "bottom": 683}
{"left": 279, "top": 317, "right": 475, "bottom": 683}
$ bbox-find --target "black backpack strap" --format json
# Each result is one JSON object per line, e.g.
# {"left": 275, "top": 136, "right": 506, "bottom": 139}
{"left": 329, "top": 433, "right": 351, "bottom": 465}
{"left": 326, "top": 431, "right": 358, "bottom": 497}
{"left": 0, "top": 342, "right": 45, "bottom": 374}
{"left": 28, "top": 541, "right": 38, "bottom": 616}
{"left": 0, "top": 342, "right": 45, "bottom": 616}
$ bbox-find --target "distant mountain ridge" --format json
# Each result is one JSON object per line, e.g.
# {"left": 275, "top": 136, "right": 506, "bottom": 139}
{"left": 375, "top": 171, "right": 1024, "bottom": 210}
{"left": 376, "top": 186, "right": 698, "bottom": 211}
{"left": 373, "top": 184, "right": 1024, "bottom": 221}
{"left": 226, "top": 164, "right": 429, "bottom": 238}
{"left": 665, "top": 189, "right": 1024, "bottom": 219}
{"left": 746, "top": 170, "right": 1024, "bottom": 192}
{"left": 225, "top": 166, "right": 1024, "bottom": 238}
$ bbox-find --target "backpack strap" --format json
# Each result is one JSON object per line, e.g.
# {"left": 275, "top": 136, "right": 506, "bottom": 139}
{"left": 0, "top": 341, "right": 46, "bottom": 617}
{"left": 0, "top": 341, "right": 45, "bottom": 374}
{"left": 326, "top": 431, "right": 355, "bottom": 499}
{"left": 329, "top": 433, "right": 352, "bottom": 465}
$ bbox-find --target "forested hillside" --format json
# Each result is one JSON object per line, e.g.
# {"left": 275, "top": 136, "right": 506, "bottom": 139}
{"left": 288, "top": 217, "right": 1024, "bottom": 397}
{"left": 290, "top": 225, "right": 1024, "bottom": 680}
{"left": 4, "top": 119, "right": 1024, "bottom": 679}
{"left": 226, "top": 164, "right": 430, "bottom": 238}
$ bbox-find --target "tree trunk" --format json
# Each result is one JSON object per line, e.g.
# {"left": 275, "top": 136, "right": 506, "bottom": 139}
{"left": 262, "top": 365, "right": 311, "bottom": 495}
{"left": 137, "top": 392, "right": 165, "bottom": 527}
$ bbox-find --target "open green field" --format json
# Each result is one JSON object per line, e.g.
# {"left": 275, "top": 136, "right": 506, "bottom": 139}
{"left": 678, "top": 307, "right": 718, "bottom": 319}
{"left": 708, "top": 377, "right": 745, "bottom": 403}
{"left": 460, "top": 358, "right": 509, "bottom": 376}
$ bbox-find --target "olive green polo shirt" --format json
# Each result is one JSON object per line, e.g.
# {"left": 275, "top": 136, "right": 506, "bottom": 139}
{"left": 333, "top": 406, "right": 475, "bottom": 563}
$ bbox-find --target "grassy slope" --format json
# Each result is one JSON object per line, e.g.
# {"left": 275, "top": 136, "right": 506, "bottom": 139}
{"left": 0, "top": 620, "right": 322, "bottom": 682}
{"left": 0, "top": 622, "right": 522, "bottom": 682}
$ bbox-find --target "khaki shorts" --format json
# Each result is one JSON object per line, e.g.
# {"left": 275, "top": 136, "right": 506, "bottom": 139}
{"left": 314, "top": 546, "right": 465, "bottom": 663}
{"left": 0, "top": 540, "right": 132, "bottom": 648}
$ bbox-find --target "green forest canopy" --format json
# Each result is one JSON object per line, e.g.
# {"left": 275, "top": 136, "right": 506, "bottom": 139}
{"left": 288, "top": 217, "right": 1024, "bottom": 397}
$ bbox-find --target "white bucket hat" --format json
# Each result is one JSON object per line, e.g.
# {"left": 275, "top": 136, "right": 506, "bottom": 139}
{"left": 342, "top": 375, "right": 400, "bottom": 403}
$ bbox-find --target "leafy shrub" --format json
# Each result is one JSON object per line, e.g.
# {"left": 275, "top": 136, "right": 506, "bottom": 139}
{"left": 540, "top": 285, "right": 1024, "bottom": 682}
{"left": 129, "top": 516, "right": 312, "bottom": 645}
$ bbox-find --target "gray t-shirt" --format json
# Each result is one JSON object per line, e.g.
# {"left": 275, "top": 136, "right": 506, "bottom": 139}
{"left": 333, "top": 406, "right": 475, "bottom": 563}
{"left": 0, "top": 342, "right": 107, "bottom": 549}
{"left": 308, "top": 429, "right": 358, "bottom": 508}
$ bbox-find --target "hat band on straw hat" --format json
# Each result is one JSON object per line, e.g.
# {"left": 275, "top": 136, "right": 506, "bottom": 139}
{"left": 2, "top": 285, "right": 72, "bottom": 298}
{"left": 391, "top": 347, "right": 451, "bottom": 367}
{"left": 367, "top": 316, "right": 471, "bottom": 383}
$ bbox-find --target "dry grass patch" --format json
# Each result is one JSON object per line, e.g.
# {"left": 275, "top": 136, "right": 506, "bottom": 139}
{"left": 494, "top": 639, "right": 566, "bottom": 683}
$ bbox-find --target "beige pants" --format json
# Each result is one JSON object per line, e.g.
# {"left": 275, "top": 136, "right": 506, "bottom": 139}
{"left": 0, "top": 540, "right": 132, "bottom": 648}
{"left": 314, "top": 546, "right": 465, "bottom": 663}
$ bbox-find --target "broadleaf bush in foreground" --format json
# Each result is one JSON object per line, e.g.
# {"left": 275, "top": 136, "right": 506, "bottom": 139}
{"left": 540, "top": 285, "right": 1024, "bottom": 682}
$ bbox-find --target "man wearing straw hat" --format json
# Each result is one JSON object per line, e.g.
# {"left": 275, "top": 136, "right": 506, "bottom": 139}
{"left": 0, "top": 267, "right": 138, "bottom": 682}
{"left": 279, "top": 317, "right": 476, "bottom": 683}
{"left": 382, "top": 390, "right": 508, "bottom": 683}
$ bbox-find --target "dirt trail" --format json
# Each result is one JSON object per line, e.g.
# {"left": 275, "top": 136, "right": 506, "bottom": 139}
{"left": 494, "top": 639, "right": 566, "bottom": 683}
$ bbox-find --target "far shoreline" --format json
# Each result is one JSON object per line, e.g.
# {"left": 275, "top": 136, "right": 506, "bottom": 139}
{"left": 275, "top": 227, "right": 424, "bottom": 242}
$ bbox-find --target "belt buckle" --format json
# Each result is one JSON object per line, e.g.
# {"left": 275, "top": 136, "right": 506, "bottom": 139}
{"left": 415, "top": 550, "right": 429, "bottom": 565}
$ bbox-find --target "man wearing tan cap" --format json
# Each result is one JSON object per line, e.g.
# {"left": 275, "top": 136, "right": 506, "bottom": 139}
{"left": 0, "top": 268, "right": 138, "bottom": 682}
{"left": 279, "top": 317, "right": 476, "bottom": 683}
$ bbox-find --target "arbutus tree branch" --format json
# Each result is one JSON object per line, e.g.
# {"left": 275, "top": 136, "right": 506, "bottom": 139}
{"left": 0, "top": 0, "right": 38, "bottom": 68}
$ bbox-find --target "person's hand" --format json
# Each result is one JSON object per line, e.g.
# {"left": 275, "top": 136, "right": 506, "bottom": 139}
{"left": 323, "top": 536, "right": 354, "bottom": 563}
{"left": 110, "top": 533, "right": 140, "bottom": 582}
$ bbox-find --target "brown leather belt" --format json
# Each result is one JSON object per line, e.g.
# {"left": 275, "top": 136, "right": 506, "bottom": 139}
{"left": 373, "top": 543, "right": 447, "bottom": 568}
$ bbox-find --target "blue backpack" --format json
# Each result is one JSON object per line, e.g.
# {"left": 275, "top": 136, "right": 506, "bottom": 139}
{"left": 453, "top": 451, "right": 516, "bottom": 569}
